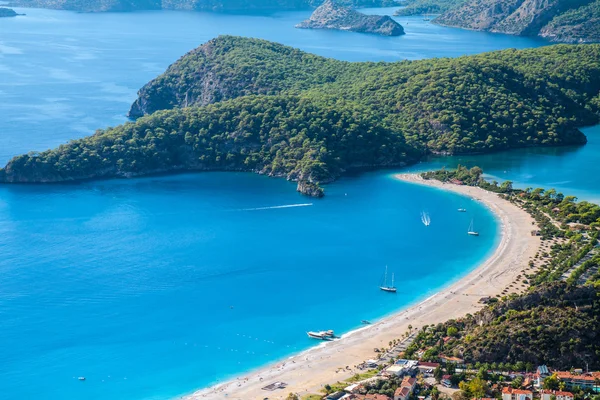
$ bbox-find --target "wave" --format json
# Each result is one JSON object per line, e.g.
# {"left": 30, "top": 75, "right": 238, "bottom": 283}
{"left": 240, "top": 203, "right": 313, "bottom": 211}
{"left": 420, "top": 211, "right": 431, "bottom": 226}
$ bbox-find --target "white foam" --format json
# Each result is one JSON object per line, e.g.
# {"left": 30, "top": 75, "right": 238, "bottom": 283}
{"left": 240, "top": 203, "right": 313, "bottom": 211}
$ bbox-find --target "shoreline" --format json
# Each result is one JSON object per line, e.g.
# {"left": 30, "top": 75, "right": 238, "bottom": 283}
{"left": 183, "top": 173, "right": 541, "bottom": 400}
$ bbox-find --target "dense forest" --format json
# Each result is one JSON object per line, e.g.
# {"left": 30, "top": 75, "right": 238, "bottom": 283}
{"left": 7, "top": 0, "right": 397, "bottom": 12}
{"left": 2, "top": 38, "right": 600, "bottom": 195}
{"left": 435, "top": 0, "right": 600, "bottom": 43}
{"left": 405, "top": 282, "right": 600, "bottom": 369}
{"left": 393, "top": 0, "right": 464, "bottom": 17}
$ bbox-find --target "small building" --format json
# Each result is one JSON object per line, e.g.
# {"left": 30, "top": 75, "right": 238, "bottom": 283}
{"left": 501, "top": 387, "right": 533, "bottom": 400}
{"left": 540, "top": 390, "right": 575, "bottom": 400}
{"left": 417, "top": 362, "right": 440, "bottom": 373}
{"left": 442, "top": 374, "right": 453, "bottom": 388}
{"left": 440, "top": 355, "right": 464, "bottom": 364}
{"left": 366, "top": 394, "right": 392, "bottom": 400}
{"left": 401, "top": 376, "right": 417, "bottom": 392}
{"left": 385, "top": 359, "right": 418, "bottom": 376}
{"left": 341, "top": 394, "right": 366, "bottom": 400}
{"left": 395, "top": 386, "right": 411, "bottom": 400}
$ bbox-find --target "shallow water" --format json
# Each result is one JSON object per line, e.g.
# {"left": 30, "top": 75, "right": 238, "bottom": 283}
{"left": 0, "top": 6, "right": 595, "bottom": 400}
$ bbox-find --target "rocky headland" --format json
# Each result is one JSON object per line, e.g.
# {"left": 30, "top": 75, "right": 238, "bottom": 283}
{"left": 296, "top": 0, "right": 404, "bottom": 36}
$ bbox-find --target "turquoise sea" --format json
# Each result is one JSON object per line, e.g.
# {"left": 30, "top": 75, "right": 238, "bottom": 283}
{"left": 0, "top": 6, "right": 598, "bottom": 400}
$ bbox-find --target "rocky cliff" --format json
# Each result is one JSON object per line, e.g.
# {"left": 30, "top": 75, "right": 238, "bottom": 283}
{"left": 296, "top": 0, "right": 404, "bottom": 36}
{"left": 435, "top": 0, "right": 599, "bottom": 42}
{"left": 538, "top": 0, "right": 600, "bottom": 43}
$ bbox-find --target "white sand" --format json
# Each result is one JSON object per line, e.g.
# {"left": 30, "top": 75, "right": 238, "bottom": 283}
{"left": 184, "top": 174, "right": 541, "bottom": 400}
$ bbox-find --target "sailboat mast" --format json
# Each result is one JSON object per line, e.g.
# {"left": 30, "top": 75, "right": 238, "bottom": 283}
{"left": 391, "top": 273, "right": 394, "bottom": 288}
{"left": 384, "top": 265, "right": 388, "bottom": 286}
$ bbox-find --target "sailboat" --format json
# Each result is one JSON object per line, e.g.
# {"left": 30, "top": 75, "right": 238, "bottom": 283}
{"left": 468, "top": 219, "right": 479, "bottom": 236}
{"left": 380, "top": 265, "right": 397, "bottom": 293}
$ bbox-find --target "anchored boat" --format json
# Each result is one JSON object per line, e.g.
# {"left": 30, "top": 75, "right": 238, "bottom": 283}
{"left": 468, "top": 219, "right": 479, "bottom": 236}
{"left": 380, "top": 265, "right": 397, "bottom": 293}
{"left": 307, "top": 330, "right": 335, "bottom": 340}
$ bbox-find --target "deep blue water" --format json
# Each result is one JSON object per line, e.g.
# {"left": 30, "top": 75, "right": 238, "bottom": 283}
{"left": 0, "top": 6, "right": 596, "bottom": 400}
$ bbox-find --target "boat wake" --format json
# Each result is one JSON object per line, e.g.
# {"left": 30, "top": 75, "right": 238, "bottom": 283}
{"left": 240, "top": 203, "right": 313, "bottom": 211}
{"left": 420, "top": 211, "right": 431, "bottom": 226}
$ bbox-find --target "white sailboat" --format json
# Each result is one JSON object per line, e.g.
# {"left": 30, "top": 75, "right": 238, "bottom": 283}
{"left": 380, "top": 265, "right": 397, "bottom": 293}
{"left": 468, "top": 219, "right": 479, "bottom": 236}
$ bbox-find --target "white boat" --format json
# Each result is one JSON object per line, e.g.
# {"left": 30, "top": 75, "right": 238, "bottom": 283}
{"left": 458, "top": 208, "right": 467, "bottom": 212}
{"left": 380, "top": 265, "right": 397, "bottom": 293}
{"left": 468, "top": 219, "right": 479, "bottom": 236}
{"left": 307, "top": 330, "right": 334, "bottom": 340}
{"left": 78, "top": 377, "right": 86, "bottom": 381}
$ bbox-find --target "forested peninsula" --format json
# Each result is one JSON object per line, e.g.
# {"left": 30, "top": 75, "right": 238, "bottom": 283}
{"left": 1, "top": 37, "right": 600, "bottom": 196}
{"left": 435, "top": 0, "right": 600, "bottom": 43}
{"left": 6, "top": 0, "right": 397, "bottom": 13}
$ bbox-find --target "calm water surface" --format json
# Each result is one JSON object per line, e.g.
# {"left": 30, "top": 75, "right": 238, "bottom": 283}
{"left": 0, "top": 6, "right": 596, "bottom": 400}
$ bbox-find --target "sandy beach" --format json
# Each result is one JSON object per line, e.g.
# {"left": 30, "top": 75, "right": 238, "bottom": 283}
{"left": 185, "top": 173, "right": 541, "bottom": 400}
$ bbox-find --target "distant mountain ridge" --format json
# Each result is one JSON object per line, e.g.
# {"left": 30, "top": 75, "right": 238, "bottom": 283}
{"left": 435, "top": 0, "right": 600, "bottom": 43}
{"left": 296, "top": 0, "right": 404, "bottom": 36}
{"left": 7, "top": 0, "right": 398, "bottom": 12}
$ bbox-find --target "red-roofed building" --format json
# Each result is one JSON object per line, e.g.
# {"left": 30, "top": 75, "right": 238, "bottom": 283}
{"left": 540, "top": 390, "right": 574, "bottom": 400}
{"left": 394, "top": 386, "right": 411, "bottom": 400}
{"left": 554, "top": 371, "right": 600, "bottom": 392}
{"left": 402, "top": 376, "right": 417, "bottom": 391}
{"left": 418, "top": 362, "right": 440, "bottom": 369}
{"left": 502, "top": 387, "right": 533, "bottom": 400}
{"left": 366, "top": 394, "right": 392, "bottom": 400}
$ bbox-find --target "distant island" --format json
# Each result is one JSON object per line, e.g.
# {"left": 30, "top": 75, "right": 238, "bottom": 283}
{"left": 296, "top": 0, "right": 404, "bottom": 36}
{"left": 6, "top": 0, "right": 398, "bottom": 13}
{"left": 0, "top": 7, "right": 21, "bottom": 17}
{"left": 1, "top": 37, "right": 599, "bottom": 196}
{"left": 435, "top": 0, "right": 600, "bottom": 43}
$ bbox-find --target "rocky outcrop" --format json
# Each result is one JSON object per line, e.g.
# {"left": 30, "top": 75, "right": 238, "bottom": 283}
{"left": 296, "top": 0, "right": 404, "bottom": 36}
{"left": 297, "top": 180, "right": 325, "bottom": 198}
{"left": 435, "top": 0, "right": 596, "bottom": 37}
{"left": 0, "top": 7, "right": 21, "bottom": 16}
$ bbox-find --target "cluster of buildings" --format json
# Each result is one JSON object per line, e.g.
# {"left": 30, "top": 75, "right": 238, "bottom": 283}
{"left": 324, "top": 360, "right": 430, "bottom": 400}
{"left": 489, "top": 365, "right": 600, "bottom": 400}
{"left": 324, "top": 361, "right": 600, "bottom": 400}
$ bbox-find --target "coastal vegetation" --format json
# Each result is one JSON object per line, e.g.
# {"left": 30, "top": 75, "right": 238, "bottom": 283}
{"left": 6, "top": 0, "right": 399, "bottom": 12}
{"left": 394, "top": 0, "right": 465, "bottom": 16}
{"left": 435, "top": 0, "right": 600, "bottom": 43}
{"left": 296, "top": 0, "right": 405, "bottom": 36}
{"left": 418, "top": 166, "right": 600, "bottom": 369}
{"left": 2, "top": 38, "right": 600, "bottom": 196}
